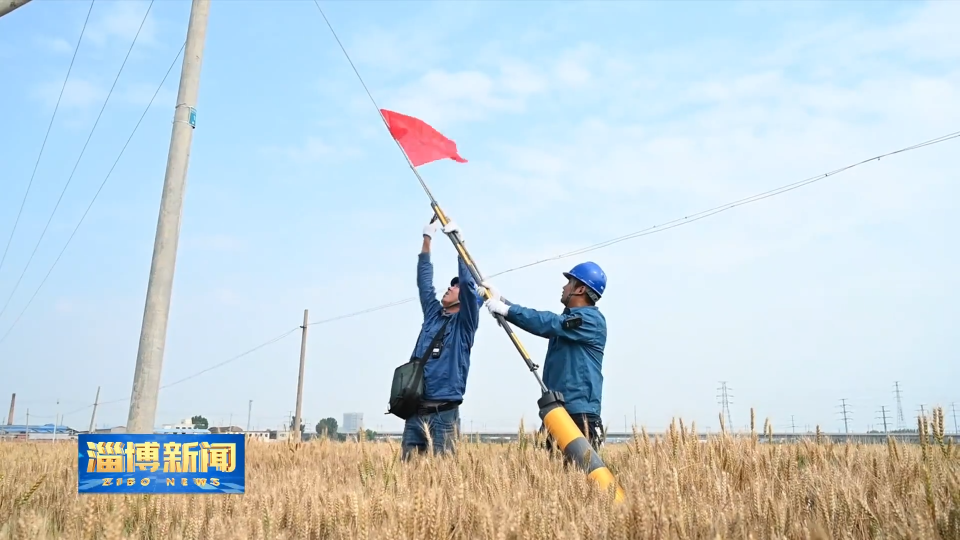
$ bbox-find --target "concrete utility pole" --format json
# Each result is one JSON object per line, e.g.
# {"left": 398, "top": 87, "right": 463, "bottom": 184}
{"left": 246, "top": 400, "right": 252, "bottom": 432}
{"left": 52, "top": 400, "right": 59, "bottom": 442}
{"left": 126, "top": 0, "right": 211, "bottom": 435}
{"left": 0, "top": 0, "right": 31, "bottom": 19}
{"left": 88, "top": 386, "right": 100, "bottom": 433}
{"left": 6, "top": 393, "right": 14, "bottom": 425}
{"left": 292, "top": 309, "right": 309, "bottom": 441}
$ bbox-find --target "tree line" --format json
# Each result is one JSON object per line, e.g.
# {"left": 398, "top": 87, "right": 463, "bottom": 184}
{"left": 187, "top": 414, "right": 377, "bottom": 441}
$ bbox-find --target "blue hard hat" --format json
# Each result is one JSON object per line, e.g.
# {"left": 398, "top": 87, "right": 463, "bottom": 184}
{"left": 563, "top": 262, "right": 607, "bottom": 298}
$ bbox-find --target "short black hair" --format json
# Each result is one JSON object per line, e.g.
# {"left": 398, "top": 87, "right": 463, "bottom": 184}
{"left": 574, "top": 279, "right": 598, "bottom": 305}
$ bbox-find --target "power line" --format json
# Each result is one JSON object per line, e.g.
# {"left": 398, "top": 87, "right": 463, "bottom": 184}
{"left": 59, "top": 326, "right": 301, "bottom": 415}
{"left": 8, "top": 3, "right": 960, "bottom": 410}
{"left": 158, "top": 327, "right": 300, "bottom": 390}
{"left": 493, "top": 130, "right": 960, "bottom": 273}
{"left": 0, "top": 0, "right": 155, "bottom": 323}
{"left": 0, "top": 0, "right": 95, "bottom": 279}
{"left": 5, "top": 2, "right": 959, "bottom": 356}
{"left": 0, "top": 42, "right": 186, "bottom": 348}
{"left": 292, "top": 131, "right": 960, "bottom": 329}
{"left": 305, "top": 297, "right": 417, "bottom": 327}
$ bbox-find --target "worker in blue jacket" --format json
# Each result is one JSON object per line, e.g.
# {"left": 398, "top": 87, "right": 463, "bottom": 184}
{"left": 401, "top": 217, "right": 481, "bottom": 460}
{"left": 481, "top": 262, "right": 608, "bottom": 451}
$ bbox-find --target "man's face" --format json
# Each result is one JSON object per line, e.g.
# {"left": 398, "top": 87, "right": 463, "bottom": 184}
{"left": 561, "top": 278, "right": 577, "bottom": 305}
{"left": 441, "top": 284, "right": 460, "bottom": 307}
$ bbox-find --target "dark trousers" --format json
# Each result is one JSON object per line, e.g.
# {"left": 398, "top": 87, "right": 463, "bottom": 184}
{"left": 539, "top": 411, "right": 604, "bottom": 453}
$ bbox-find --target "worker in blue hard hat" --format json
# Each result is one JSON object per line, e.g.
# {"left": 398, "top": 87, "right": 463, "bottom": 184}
{"left": 401, "top": 216, "right": 481, "bottom": 461}
{"left": 481, "top": 261, "right": 608, "bottom": 451}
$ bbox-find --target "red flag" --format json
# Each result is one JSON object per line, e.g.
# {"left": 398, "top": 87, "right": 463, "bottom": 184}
{"left": 380, "top": 109, "right": 468, "bottom": 168}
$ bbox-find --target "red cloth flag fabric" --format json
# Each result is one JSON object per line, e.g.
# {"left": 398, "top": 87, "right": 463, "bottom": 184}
{"left": 380, "top": 109, "right": 468, "bottom": 167}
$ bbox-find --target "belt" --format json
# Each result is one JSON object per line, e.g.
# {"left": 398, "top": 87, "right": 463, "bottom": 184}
{"left": 417, "top": 401, "right": 461, "bottom": 415}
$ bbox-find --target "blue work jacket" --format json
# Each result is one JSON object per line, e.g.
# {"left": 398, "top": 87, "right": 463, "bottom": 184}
{"left": 412, "top": 252, "right": 480, "bottom": 403}
{"left": 504, "top": 304, "right": 607, "bottom": 416}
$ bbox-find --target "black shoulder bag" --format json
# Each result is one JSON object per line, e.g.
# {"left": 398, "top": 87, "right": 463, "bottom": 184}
{"left": 385, "top": 315, "right": 452, "bottom": 420}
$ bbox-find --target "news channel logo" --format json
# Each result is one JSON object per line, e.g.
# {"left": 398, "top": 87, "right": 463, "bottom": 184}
{"left": 77, "top": 433, "right": 245, "bottom": 494}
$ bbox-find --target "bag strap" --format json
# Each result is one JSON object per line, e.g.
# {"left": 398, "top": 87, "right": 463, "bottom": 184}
{"left": 404, "top": 315, "right": 453, "bottom": 409}
{"left": 416, "top": 314, "right": 453, "bottom": 363}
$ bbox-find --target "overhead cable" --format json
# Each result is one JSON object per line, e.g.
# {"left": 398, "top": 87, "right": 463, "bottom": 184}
{"left": 0, "top": 41, "right": 186, "bottom": 348}
{"left": 0, "top": 0, "right": 96, "bottom": 278}
{"left": 0, "top": 0, "right": 155, "bottom": 323}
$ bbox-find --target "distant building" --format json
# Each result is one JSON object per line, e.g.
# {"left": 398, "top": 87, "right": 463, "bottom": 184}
{"left": 92, "top": 426, "right": 127, "bottom": 434}
{"left": 162, "top": 418, "right": 197, "bottom": 430}
{"left": 244, "top": 430, "right": 272, "bottom": 441}
{"left": 342, "top": 413, "right": 363, "bottom": 434}
{"left": 209, "top": 425, "right": 243, "bottom": 434}
{"left": 0, "top": 423, "right": 77, "bottom": 441}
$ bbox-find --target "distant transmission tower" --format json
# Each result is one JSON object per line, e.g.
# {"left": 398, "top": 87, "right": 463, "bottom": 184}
{"left": 893, "top": 381, "right": 905, "bottom": 430}
{"left": 837, "top": 398, "right": 852, "bottom": 434}
{"left": 717, "top": 381, "right": 733, "bottom": 429}
{"left": 952, "top": 403, "right": 958, "bottom": 435}
{"left": 877, "top": 406, "right": 890, "bottom": 433}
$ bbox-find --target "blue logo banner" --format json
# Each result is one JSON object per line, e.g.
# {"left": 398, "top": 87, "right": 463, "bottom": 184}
{"left": 77, "top": 433, "right": 245, "bottom": 494}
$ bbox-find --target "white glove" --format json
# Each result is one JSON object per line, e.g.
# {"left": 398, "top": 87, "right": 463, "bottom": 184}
{"left": 485, "top": 297, "right": 509, "bottom": 317}
{"left": 423, "top": 220, "right": 439, "bottom": 238}
{"left": 442, "top": 220, "right": 461, "bottom": 240}
{"left": 479, "top": 281, "right": 500, "bottom": 301}
{"left": 480, "top": 281, "right": 509, "bottom": 316}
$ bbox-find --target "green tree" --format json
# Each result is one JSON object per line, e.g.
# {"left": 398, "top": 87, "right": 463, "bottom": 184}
{"left": 289, "top": 416, "right": 306, "bottom": 433}
{"left": 364, "top": 429, "right": 378, "bottom": 440}
{"left": 191, "top": 415, "right": 209, "bottom": 429}
{"left": 315, "top": 417, "right": 338, "bottom": 438}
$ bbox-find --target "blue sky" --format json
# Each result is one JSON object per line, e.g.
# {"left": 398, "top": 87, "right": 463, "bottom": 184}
{"left": 0, "top": 0, "right": 957, "bottom": 435}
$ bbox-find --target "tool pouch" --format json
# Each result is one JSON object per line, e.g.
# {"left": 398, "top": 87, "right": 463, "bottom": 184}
{"left": 386, "top": 315, "right": 452, "bottom": 420}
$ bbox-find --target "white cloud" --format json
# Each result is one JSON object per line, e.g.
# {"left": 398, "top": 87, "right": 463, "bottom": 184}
{"left": 259, "top": 137, "right": 362, "bottom": 164}
{"left": 383, "top": 65, "right": 547, "bottom": 128}
{"left": 53, "top": 299, "right": 74, "bottom": 315}
{"left": 183, "top": 234, "right": 246, "bottom": 254}
{"left": 84, "top": 0, "right": 159, "bottom": 49}
{"left": 118, "top": 82, "right": 176, "bottom": 109}
{"left": 34, "top": 77, "right": 105, "bottom": 110}
{"left": 213, "top": 288, "right": 241, "bottom": 307}
{"left": 552, "top": 44, "right": 599, "bottom": 88}
{"left": 10, "top": 1, "right": 958, "bottom": 433}
{"left": 35, "top": 36, "right": 74, "bottom": 55}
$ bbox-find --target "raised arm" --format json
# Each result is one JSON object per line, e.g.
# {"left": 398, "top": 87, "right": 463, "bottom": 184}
{"left": 456, "top": 255, "right": 480, "bottom": 336}
{"left": 505, "top": 304, "right": 603, "bottom": 344}
{"left": 418, "top": 221, "right": 441, "bottom": 316}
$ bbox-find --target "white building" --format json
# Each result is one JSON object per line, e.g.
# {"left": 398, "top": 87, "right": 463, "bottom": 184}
{"left": 162, "top": 418, "right": 196, "bottom": 430}
{"left": 342, "top": 413, "right": 363, "bottom": 434}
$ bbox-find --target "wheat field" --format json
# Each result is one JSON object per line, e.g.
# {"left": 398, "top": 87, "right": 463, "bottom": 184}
{"left": 1, "top": 411, "right": 958, "bottom": 540}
